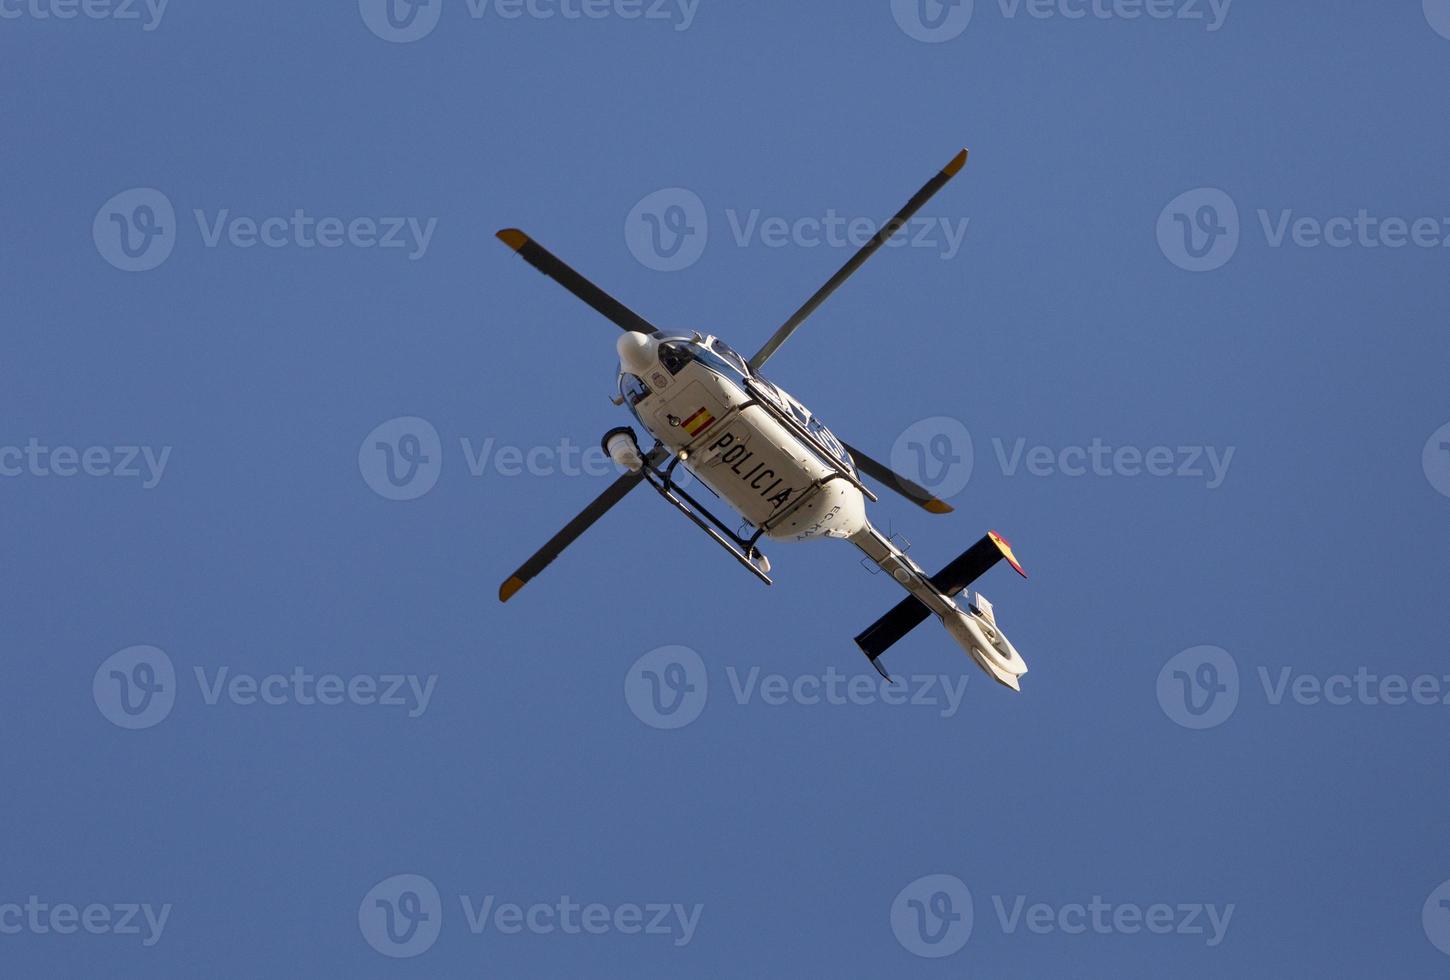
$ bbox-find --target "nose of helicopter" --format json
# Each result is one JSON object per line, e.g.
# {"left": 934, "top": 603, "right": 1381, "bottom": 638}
{"left": 616, "top": 331, "right": 658, "bottom": 375}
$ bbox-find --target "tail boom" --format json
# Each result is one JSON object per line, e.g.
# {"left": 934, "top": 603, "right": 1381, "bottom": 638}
{"left": 850, "top": 527, "right": 1029, "bottom": 690}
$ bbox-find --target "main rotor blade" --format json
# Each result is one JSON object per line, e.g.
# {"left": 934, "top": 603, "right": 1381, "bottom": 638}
{"left": 497, "top": 229, "right": 660, "bottom": 334}
{"left": 746, "top": 149, "right": 968, "bottom": 372}
{"left": 841, "top": 441, "right": 954, "bottom": 514}
{"left": 499, "top": 469, "right": 648, "bottom": 602}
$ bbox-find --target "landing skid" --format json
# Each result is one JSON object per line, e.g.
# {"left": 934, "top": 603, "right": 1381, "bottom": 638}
{"left": 641, "top": 445, "right": 773, "bottom": 585}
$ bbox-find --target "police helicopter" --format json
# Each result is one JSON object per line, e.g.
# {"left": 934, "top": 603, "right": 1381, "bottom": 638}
{"left": 495, "top": 149, "right": 1032, "bottom": 690}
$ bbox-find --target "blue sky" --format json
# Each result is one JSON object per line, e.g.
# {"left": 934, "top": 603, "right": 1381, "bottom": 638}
{"left": 3, "top": 1, "right": 1449, "bottom": 976}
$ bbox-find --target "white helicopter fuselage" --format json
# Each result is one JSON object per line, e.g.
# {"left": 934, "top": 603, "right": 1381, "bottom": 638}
{"left": 610, "top": 329, "right": 1029, "bottom": 691}
{"left": 615, "top": 331, "right": 868, "bottom": 544}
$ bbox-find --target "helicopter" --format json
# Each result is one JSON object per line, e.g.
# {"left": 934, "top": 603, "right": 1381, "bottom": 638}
{"left": 495, "top": 148, "right": 1032, "bottom": 691}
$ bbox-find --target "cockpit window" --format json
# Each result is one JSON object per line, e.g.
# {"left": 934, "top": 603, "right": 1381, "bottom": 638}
{"left": 659, "top": 338, "right": 749, "bottom": 383}
{"left": 620, "top": 373, "right": 651, "bottom": 406}
{"left": 709, "top": 338, "right": 749, "bottom": 376}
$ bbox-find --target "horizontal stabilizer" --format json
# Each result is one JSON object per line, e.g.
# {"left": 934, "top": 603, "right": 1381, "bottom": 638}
{"left": 854, "top": 531, "right": 1025, "bottom": 663}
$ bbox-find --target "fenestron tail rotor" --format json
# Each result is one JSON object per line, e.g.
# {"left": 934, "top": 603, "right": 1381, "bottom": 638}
{"left": 746, "top": 149, "right": 969, "bottom": 372}
{"left": 496, "top": 229, "right": 660, "bottom": 335}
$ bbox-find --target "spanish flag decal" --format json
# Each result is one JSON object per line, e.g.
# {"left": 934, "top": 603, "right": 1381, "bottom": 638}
{"left": 682, "top": 407, "right": 716, "bottom": 437}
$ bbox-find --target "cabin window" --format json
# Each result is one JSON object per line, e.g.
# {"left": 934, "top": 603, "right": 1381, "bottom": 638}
{"left": 620, "top": 373, "right": 651, "bottom": 406}
{"left": 808, "top": 418, "right": 852, "bottom": 470}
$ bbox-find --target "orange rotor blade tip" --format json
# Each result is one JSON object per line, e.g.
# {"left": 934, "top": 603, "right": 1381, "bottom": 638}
{"left": 496, "top": 229, "right": 528, "bottom": 251}
{"left": 944, "top": 149, "right": 969, "bottom": 176}
{"left": 925, "top": 499, "right": 954, "bottom": 514}
{"left": 499, "top": 576, "right": 526, "bottom": 602}
{"left": 989, "top": 530, "right": 1028, "bottom": 579}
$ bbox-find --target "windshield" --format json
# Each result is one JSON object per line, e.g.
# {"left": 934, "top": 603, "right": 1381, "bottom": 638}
{"left": 709, "top": 338, "right": 749, "bottom": 376}
{"left": 619, "top": 373, "right": 651, "bottom": 407}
